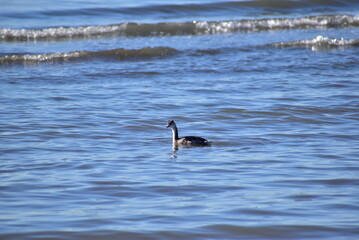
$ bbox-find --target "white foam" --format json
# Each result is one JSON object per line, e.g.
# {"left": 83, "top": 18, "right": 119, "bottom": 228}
{"left": 194, "top": 15, "right": 359, "bottom": 34}
{"left": 0, "top": 24, "right": 127, "bottom": 41}
{"left": 269, "top": 35, "right": 359, "bottom": 50}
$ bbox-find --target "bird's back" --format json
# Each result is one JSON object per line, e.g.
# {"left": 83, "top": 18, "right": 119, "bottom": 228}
{"left": 178, "top": 136, "right": 210, "bottom": 146}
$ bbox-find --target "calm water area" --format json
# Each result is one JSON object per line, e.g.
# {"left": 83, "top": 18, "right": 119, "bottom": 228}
{"left": 1, "top": 0, "right": 359, "bottom": 239}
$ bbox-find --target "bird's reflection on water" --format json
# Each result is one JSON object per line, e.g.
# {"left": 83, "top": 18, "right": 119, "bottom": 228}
{"left": 169, "top": 144, "right": 178, "bottom": 158}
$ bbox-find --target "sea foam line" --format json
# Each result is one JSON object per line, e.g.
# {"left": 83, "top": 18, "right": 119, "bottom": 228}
{"left": 1, "top": 15, "right": 358, "bottom": 42}
{"left": 269, "top": 35, "right": 359, "bottom": 50}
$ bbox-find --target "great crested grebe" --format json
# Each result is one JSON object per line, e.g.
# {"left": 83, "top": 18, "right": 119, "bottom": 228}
{"left": 166, "top": 120, "right": 210, "bottom": 146}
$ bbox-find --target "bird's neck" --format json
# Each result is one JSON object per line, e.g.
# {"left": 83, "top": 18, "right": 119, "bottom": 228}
{"left": 171, "top": 127, "right": 179, "bottom": 141}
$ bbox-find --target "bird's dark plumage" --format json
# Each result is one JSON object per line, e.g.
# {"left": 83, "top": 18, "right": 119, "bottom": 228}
{"left": 166, "top": 120, "right": 210, "bottom": 146}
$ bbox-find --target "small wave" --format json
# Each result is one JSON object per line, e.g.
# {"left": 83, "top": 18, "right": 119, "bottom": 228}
{"left": 269, "top": 36, "right": 359, "bottom": 50}
{"left": 0, "top": 25, "right": 127, "bottom": 42}
{"left": 194, "top": 14, "right": 359, "bottom": 34}
{"left": 1, "top": 14, "right": 358, "bottom": 42}
{"left": 0, "top": 47, "right": 179, "bottom": 65}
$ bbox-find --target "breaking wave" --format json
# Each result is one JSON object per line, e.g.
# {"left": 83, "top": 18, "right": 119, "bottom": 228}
{"left": 0, "top": 47, "right": 179, "bottom": 65}
{"left": 1, "top": 35, "right": 359, "bottom": 65}
{"left": 269, "top": 36, "right": 359, "bottom": 50}
{"left": 1, "top": 14, "right": 358, "bottom": 42}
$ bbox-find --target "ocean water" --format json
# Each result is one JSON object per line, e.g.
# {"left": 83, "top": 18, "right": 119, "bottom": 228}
{"left": 1, "top": 0, "right": 359, "bottom": 239}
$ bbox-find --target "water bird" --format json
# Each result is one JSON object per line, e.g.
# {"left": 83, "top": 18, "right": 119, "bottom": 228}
{"left": 166, "top": 120, "right": 210, "bottom": 146}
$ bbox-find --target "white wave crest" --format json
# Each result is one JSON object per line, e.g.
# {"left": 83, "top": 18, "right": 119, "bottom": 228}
{"left": 0, "top": 24, "right": 127, "bottom": 41}
{"left": 269, "top": 35, "right": 359, "bottom": 50}
{"left": 194, "top": 15, "right": 359, "bottom": 34}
